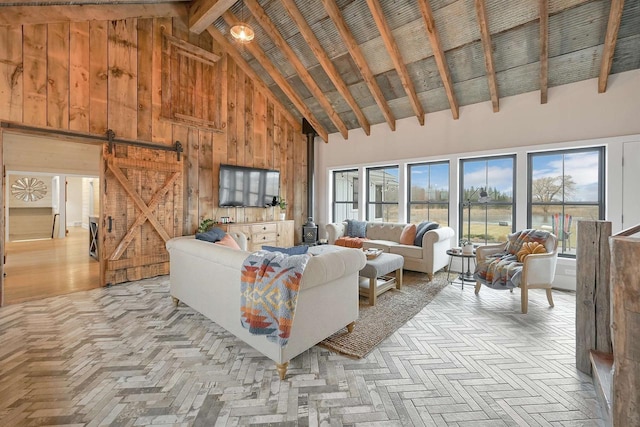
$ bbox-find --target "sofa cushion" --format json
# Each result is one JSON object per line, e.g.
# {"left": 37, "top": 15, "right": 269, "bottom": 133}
{"left": 390, "top": 244, "right": 423, "bottom": 259}
{"left": 335, "top": 236, "right": 368, "bottom": 248}
{"left": 262, "top": 245, "right": 309, "bottom": 255}
{"left": 414, "top": 221, "right": 440, "bottom": 246}
{"left": 215, "top": 233, "right": 241, "bottom": 250}
{"left": 346, "top": 219, "right": 367, "bottom": 238}
{"left": 399, "top": 224, "right": 417, "bottom": 245}
{"left": 196, "top": 227, "right": 226, "bottom": 243}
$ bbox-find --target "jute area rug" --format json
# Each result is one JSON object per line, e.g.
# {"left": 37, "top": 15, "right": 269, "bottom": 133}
{"left": 319, "top": 271, "right": 449, "bottom": 358}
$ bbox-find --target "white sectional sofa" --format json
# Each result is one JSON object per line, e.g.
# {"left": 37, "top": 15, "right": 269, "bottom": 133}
{"left": 326, "top": 221, "right": 455, "bottom": 279}
{"left": 166, "top": 234, "right": 366, "bottom": 380}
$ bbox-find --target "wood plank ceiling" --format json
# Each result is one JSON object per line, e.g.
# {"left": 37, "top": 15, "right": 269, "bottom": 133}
{"left": 2, "top": 0, "right": 638, "bottom": 142}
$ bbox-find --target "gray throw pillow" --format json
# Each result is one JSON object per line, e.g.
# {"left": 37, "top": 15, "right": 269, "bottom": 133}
{"left": 346, "top": 219, "right": 367, "bottom": 238}
{"left": 195, "top": 227, "right": 226, "bottom": 243}
{"left": 414, "top": 221, "right": 440, "bottom": 246}
{"left": 262, "top": 245, "right": 309, "bottom": 255}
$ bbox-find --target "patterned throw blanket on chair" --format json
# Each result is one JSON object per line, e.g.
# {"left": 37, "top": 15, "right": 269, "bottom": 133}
{"left": 240, "top": 250, "right": 311, "bottom": 346}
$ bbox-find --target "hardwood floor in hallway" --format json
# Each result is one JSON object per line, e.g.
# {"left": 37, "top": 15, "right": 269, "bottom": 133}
{"left": 3, "top": 226, "right": 100, "bottom": 305}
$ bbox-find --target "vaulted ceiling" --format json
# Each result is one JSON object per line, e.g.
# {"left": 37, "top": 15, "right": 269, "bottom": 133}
{"left": 3, "top": 0, "right": 639, "bottom": 142}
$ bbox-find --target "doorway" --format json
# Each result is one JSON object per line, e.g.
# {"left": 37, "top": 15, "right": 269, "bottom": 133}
{"left": 3, "top": 133, "right": 101, "bottom": 305}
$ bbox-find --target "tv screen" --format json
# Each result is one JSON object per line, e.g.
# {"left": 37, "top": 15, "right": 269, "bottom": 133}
{"left": 219, "top": 164, "right": 280, "bottom": 208}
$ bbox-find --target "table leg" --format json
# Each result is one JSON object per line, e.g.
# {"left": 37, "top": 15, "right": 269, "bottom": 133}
{"left": 446, "top": 255, "right": 453, "bottom": 284}
{"left": 369, "top": 277, "right": 376, "bottom": 306}
{"left": 395, "top": 268, "right": 403, "bottom": 289}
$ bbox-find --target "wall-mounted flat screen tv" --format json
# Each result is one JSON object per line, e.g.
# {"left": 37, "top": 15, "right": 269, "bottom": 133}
{"left": 219, "top": 164, "right": 280, "bottom": 208}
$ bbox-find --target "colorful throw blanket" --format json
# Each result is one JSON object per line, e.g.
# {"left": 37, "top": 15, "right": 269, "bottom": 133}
{"left": 474, "top": 229, "right": 551, "bottom": 290}
{"left": 240, "top": 250, "right": 311, "bottom": 346}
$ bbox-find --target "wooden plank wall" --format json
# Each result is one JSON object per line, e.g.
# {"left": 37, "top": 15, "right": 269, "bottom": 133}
{"left": 0, "top": 18, "right": 307, "bottom": 242}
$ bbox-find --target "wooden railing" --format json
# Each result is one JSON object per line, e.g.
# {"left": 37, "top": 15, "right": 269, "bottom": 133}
{"left": 613, "top": 223, "right": 640, "bottom": 237}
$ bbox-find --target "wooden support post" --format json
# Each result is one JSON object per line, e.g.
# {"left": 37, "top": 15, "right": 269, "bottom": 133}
{"left": 610, "top": 235, "right": 640, "bottom": 425}
{"left": 576, "top": 220, "right": 612, "bottom": 374}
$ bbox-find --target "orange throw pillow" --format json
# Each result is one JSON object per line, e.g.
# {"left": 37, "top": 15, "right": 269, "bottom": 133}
{"left": 517, "top": 241, "right": 546, "bottom": 262}
{"left": 215, "top": 233, "right": 241, "bottom": 250}
{"left": 335, "top": 236, "right": 367, "bottom": 248}
{"left": 399, "top": 224, "right": 417, "bottom": 245}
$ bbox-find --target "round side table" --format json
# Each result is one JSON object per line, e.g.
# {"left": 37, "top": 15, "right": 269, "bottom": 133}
{"left": 445, "top": 249, "right": 476, "bottom": 289}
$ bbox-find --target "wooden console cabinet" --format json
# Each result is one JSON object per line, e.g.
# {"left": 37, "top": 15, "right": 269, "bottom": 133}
{"left": 219, "top": 220, "right": 294, "bottom": 252}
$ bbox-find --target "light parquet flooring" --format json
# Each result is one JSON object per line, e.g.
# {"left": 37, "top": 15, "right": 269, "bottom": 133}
{"left": 4, "top": 227, "right": 100, "bottom": 305}
{"left": 0, "top": 272, "right": 603, "bottom": 426}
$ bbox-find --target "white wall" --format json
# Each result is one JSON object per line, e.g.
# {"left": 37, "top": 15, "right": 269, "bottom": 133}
{"left": 66, "top": 177, "right": 83, "bottom": 227}
{"left": 316, "top": 69, "right": 640, "bottom": 291}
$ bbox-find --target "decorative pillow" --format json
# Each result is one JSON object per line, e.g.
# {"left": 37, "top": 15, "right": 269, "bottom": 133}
{"left": 215, "top": 233, "right": 241, "bottom": 250}
{"left": 516, "top": 241, "right": 546, "bottom": 262}
{"left": 195, "top": 227, "right": 226, "bottom": 243}
{"left": 262, "top": 245, "right": 309, "bottom": 255}
{"left": 335, "top": 236, "right": 368, "bottom": 248}
{"left": 399, "top": 224, "right": 417, "bottom": 245}
{"left": 414, "top": 221, "right": 440, "bottom": 246}
{"left": 346, "top": 219, "right": 367, "bottom": 238}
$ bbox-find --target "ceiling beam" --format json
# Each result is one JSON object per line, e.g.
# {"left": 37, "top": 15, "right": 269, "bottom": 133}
{"left": 320, "top": 0, "right": 396, "bottom": 132}
{"left": 539, "top": 0, "right": 548, "bottom": 104}
{"left": 189, "top": 0, "right": 235, "bottom": 34}
{"left": 0, "top": 3, "right": 186, "bottom": 25}
{"left": 598, "top": 0, "right": 625, "bottom": 93}
{"left": 281, "top": 0, "right": 371, "bottom": 136}
{"left": 366, "top": 0, "right": 425, "bottom": 126}
{"left": 218, "top": 13, "right": 329, "bottom": 142}
{"left": 417, "top": 0, "right": 459, "bottom": 120}
{"left": 206, "top": 27, "right": 305, "bottom": 136}
{"left": 245, "top": 1, "right": 349, "bottom": 140}
{"left": 474, "top": 0, "right": 499, "bottom": 112}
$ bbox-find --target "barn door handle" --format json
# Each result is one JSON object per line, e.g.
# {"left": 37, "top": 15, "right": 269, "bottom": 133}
{"left": 108, "top": 216, "right": 113, "bottom": 232}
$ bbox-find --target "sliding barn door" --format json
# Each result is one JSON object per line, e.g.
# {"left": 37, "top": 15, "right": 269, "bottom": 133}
{"left": 100, "top": 145, "right": 183, "bottom": 286}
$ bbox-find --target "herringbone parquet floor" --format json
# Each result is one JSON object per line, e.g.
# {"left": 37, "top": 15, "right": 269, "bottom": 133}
{"left": 0, "top": 272, "right": 603, "bottom": 426}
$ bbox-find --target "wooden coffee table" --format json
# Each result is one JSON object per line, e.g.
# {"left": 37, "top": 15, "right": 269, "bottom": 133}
{"left": 359, "top": 252, "right": 404, "bottom": 305}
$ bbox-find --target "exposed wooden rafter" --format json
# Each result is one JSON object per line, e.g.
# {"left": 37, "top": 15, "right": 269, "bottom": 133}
{"left": 474, "top": 0, "right": 499, "bottom": 112}
{"left": 0, "top": 3, "right": 186, "bottom": 25}
{"left": 418, "top": 0, "right": 459, "bottom": 119}
{"left": 281, "top": 0, "right": 371, "bottom": 136}
{"left": 212, "top": 16, "right": 329, "bottom": 142}
{"left": 366, "top": 0, "right": 425, "bottom": 125}
{"left": 539, "top": 0, "right": 549, "bottom": 104}
{"left": 205, "top": 27, "right": 303, "bottom": 134}
{"left": 245, "top": 1, "right": 349, "bottom": 140}
{"left": 189, "top": 0, "right": 235, "bottom": 34}
{"left": 321, "top": 0, "right": 396, "bottom": 132}
{"left": 598, "top": 0, "right": 625, "bottom": 93}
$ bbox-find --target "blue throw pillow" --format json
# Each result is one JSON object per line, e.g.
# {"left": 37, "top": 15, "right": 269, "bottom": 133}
{"left": 414, "top": 221, "right": 440, "bottom": 246}
{"left": 262, "top": 245, "right": 309, "bottom": 255}
{"left": 195, "top": 227, "right": 226, "bottom": 243}
{"left": 346, "top": 219, "right": 367, "bottom": 238}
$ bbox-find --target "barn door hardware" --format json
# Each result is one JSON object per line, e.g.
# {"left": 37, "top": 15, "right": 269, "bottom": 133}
{"left": 107, "top": 216, "right": 113, "bottom": 233}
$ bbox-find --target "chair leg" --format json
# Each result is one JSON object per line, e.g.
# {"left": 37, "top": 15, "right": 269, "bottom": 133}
{"left": 474, "top": 282, "right": 482, "bottom": 295}
{"left": 546, "top": 288, "right": 554, "bottom": 307}
{"left": 276, "top": 362, "right": 288, "bottom": 380}
{"left": 521, "top": 285, "right": 528, "bottom": 314}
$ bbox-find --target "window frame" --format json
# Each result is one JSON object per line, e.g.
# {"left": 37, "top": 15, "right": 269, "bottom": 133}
{"left": 459, "top": 155, "right": 517, "bottom": 245}
{"left": 407, "top": 161, "right": 450, "bottom": 225}
{"left": 366, "top": 165, "right": 399, "bottom": 222}
{"left": 527, "top": 146, "right": 605, "bottom": 258}
{"left": 332, "top": 169, "right": 359, "bottom": 223}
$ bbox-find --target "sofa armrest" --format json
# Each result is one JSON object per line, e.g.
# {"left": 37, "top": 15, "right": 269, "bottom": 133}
{"left": 422, "top": 226, "right": 455, "bottom": 247}
{"left": 229, "top": 231, "right": 248, "bottom": 251}
{"left": 302, "top": 247, "right": 366, "bottom": 290}
{"left": 326, "top": 222, "right": 347, "bottom": 244}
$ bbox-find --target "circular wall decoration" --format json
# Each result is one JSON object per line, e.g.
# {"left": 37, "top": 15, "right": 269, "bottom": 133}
{"left": 11, "top": 177, "right": 48, "bottom": 202}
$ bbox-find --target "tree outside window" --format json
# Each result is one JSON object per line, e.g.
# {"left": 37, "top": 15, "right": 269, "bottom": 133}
{"left": 460, "top": 156, "right": 516, "bottom": 245}
{"left": 367, "top": 166, "right": 399, "bottom": 222}
{"left": 528, "top": 147, "right": 604, "bottom": 257}
{"left": 408, "top": 162, "right": 449, "bottom": 226}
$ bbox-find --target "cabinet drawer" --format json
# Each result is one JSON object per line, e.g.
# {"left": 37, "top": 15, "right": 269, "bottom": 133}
{"left": 253, "top": 232, "right": 277, "bottom": 244}
{"left": 251, "top": 223, "right": 277, "bottom": 234}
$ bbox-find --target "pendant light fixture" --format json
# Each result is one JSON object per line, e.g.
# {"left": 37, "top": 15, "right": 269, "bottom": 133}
{"left": 230, "top": 1, "right": 254, "bottom": 43}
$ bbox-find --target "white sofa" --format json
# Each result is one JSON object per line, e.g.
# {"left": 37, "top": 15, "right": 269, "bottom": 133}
{"left": 166, "top": 234, "right": 366, "bottom": 380}
{"left": 326, "top": 221, "right": 455, "bottom": 278}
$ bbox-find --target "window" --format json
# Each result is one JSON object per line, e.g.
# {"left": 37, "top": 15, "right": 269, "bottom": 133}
{"left": 460, "top": 156, "right": 516, "bottom": 245}
{"left": 366, "top": 166, "right": 399, "bottom": 222}
{"left": 332, "top": 169, "right": 359, "bottom": 222}
{"left": 528, "top": 147, "right": 605, "bottom": 257}
{"left": 407, "top": 162, "right": 449, "bottom": 225}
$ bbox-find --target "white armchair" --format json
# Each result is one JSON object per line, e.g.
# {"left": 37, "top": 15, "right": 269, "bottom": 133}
{"left": 474, "top": 231, "right": 558, "bottom": 314}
